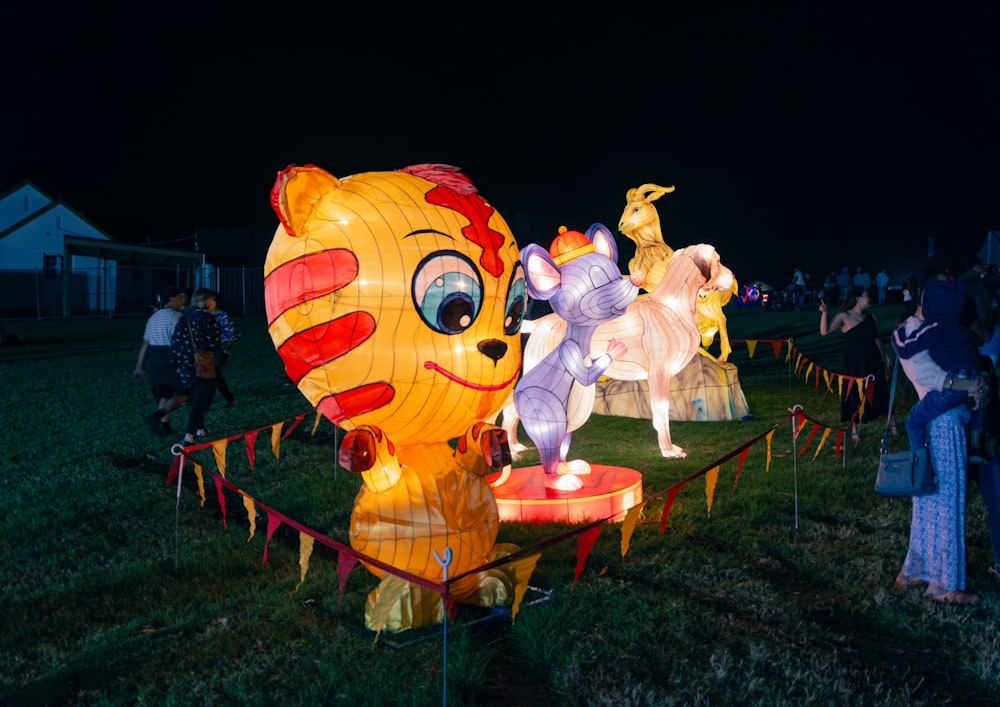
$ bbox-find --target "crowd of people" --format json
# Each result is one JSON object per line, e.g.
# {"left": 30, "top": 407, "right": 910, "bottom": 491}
{"left": 133, "top": 285, "right": 239, "bottom": 446}
{"left": 817, "top": 258, "right": 1000, "bottom": 606}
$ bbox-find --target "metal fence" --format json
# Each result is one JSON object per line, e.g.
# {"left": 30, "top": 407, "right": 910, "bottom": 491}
{"left": 0, "top": 265, "right": 266, "bottom": 319}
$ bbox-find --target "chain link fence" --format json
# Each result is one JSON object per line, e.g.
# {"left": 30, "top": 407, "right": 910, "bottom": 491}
{"left": 1, "top": 265, "right": 266, "bottom": 319}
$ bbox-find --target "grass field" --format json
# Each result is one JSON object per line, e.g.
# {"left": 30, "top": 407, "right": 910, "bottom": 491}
{"left": 3, "top": 303, "right": 1000, "bottom": 706}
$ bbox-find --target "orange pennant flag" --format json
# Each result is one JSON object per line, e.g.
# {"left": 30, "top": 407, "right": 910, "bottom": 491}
{"left": 193, "top": 463, "right": 206, "bottom": 506}
{"left": 705, "top": 466, "right": 720, "bottom": 517}
{"left": 812, "top": 427, "right": 832, "bottom": 460}
{"left": 507, "top": 552, "right": 542, "bottom": 623}
{"left": 271, "top": 423, "right": 284, "bottom": 461}
{"left": 242, "top": 495, "right": 256, "bottom": 542}
{"left": 295, "top": 532, "right": 314, "bottom": 592}
{"left": 212, "top": 439, "right": 228, "bottom": 478}
{"left": 620, "top": 502, "right": 646, "bottom": 558}
{"left": 773, "top": 339, "right": 785, "bottom": 359}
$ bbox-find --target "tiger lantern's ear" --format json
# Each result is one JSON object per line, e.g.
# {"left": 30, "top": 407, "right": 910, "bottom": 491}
{"left": 269, "top": 164, "right": 342, "bottom": 237}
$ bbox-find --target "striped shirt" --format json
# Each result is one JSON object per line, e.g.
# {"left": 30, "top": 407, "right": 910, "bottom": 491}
{"left": 143, "top": 308, "right": 182, "bottom": 346}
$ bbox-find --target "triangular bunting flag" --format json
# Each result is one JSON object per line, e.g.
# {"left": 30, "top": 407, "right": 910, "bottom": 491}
{"left": 813, "top": 427, "right": 832, "bottom": 460}
{"left": 244, "top": 431, "right": 258, "bottom": 473}
{"left": 705, "top": 466, "right": 720, "bottom": 517}
{"left": 262, "top": 512, "right": 282, "bottom": 565}
{"left": 747, "top": 340, "right": 758, "bottom": 358}
{"left": 573, "top": 526, "right": 602, "bottom": 586}
{"left": 659, "top": 488, "right": 681, "bottom": 534}
{"left": 338, "top": 551, "right": 358, "bottom": 604}
{"left": 295, "top": 532, "right": 314, "bottom": 592}
{"left": 213, "top": 474, "right": 228, "bottom": 529}
{"left": 212, "top": 439, "right": 228, "bottom": 478}
{"left": 506, "top": 552, "right": 541, "bottom": 623}
{"left": 620, "top": 503, "right": 646, "bottom": 557}
{"left": 242, "top": 495, "right": 256, "bottom": 542}
{"left": 194, "top": 463, "right": 206, "bottom": 506}
{"left": 271, "top": 423, "right": 284, "bottom": 461}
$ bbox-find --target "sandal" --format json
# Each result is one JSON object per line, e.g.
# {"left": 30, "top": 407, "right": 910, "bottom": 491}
{"left": 926, "top": 588, "right": 980, "bottom": 605}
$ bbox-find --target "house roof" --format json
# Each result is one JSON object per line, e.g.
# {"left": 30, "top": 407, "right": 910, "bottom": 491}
{"left": 64, "top": 236, "right": 204, "bottom": 267}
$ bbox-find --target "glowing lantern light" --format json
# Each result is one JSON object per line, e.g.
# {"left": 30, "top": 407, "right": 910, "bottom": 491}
{"left": 264, "top": 163, "right": 528, "bottom": 632}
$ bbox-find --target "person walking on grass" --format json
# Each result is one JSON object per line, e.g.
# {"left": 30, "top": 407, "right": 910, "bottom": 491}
{"left": 134, "top": 285, "right": 188, "bottom": 436}
{"left": 170, "top": 288, "right": 222, "bottom": 446}
{"left": 205, "top": 290, "right": 239, "bottom": 407}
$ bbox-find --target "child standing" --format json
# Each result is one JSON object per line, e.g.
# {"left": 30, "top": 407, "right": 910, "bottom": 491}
{"left": 892, "top": 278, "right": 984, "bottom": 456}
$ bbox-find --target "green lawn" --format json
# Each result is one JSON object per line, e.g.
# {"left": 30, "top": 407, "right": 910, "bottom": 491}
{"left": 2, "top": 303, "right": 999, "bottom": 706}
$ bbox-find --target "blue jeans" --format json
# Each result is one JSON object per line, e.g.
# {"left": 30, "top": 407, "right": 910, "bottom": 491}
{"left": 906, "top": 389, "right": 969, "bottom": 450}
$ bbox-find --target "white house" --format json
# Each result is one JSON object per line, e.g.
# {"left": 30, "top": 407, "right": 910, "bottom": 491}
{"left": 0, "top": 181, "right": 202, "bottom": 317}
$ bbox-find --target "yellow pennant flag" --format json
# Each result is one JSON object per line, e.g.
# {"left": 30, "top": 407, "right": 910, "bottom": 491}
{"left": 271, "top": 423, "right": 284, "bottom": 460}
{"left": 620, "top": 502, "right": 646, "bottom": 558}
{"left": 705, "top": 466, "right": 720, "bottom": 517}
{"left": 296, "top": 532, "right": 314, "bottom": 591}
{"left": 813, "top": 427, "right": 832, "bottom": 460}
{"left": 746, "top": 340, "right": 758, "bottom": 358}
{"left": 212, "top": 439, "right": 228, "bottom": 477}
{"left": 193, "top": 463, "right": 206, "bottom": 506}
{"left": 312, "top": 410, "right": 323, "bottom": 436}
{"left": 805, "top": 361, "right": 814, "bottom": 381}
{"left": 823, "top": 370, "right": 832, "bottom": 393}
{"left": 506, "top": 552, "right": 542, "bottom": 623}
{"left": 242, "top": 495, "right": 256, "bottom": 542}
{"left": 765, "top": 429, "right": 775, "bottom": 471}
{"left": 368, "top": 574, "right": 412, "bottom": 643}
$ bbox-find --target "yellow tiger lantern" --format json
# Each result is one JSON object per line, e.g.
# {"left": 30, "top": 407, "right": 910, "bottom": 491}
{"left": 264, "top": 163, "right": 530, "bottom": 632}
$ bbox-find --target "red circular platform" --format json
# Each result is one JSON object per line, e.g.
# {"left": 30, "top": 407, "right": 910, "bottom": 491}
{"left": 490, "top": 464, "right": 643, "bottom": 524}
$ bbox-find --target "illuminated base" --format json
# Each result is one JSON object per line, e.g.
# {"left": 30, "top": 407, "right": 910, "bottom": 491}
{"left": 491, "top": 464, "right": 643, "bottom": 524}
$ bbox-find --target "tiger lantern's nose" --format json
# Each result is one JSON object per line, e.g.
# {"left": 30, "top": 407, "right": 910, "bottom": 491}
{"left": 477, "top": 339, "right": 508, "bottom": 364}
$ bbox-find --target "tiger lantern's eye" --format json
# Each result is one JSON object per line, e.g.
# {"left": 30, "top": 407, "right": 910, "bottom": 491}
{"left": 412, "top": 252, "right": 484, "bottom": 334}
{"left": 504, "top": 262, "right": 526, "bottom": 336}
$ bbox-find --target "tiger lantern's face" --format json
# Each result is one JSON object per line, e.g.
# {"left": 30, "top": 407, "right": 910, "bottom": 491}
{"left": 264, "top": 164, "right": 525, "bottom": 447}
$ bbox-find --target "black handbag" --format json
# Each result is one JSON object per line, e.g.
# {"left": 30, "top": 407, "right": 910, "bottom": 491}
{"left": 875, "top": 359, "right": 937, "bottom": 497}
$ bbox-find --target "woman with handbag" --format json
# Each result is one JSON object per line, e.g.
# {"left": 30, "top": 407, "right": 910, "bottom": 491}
{"left": 170, "top": 288, "right": 222, "bottom": 446}
{"left": 893, "top": 287, "right": 988, "bottom": 605}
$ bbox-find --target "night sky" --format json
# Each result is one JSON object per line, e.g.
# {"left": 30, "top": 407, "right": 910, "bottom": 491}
{"left": 4, "top": 6, "right": 998, "bottom": 288}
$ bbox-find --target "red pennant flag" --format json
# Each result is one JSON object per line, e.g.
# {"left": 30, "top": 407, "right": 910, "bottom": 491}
{"left": 263, "top": 513, "right": 283, "bottom": 565}
{"left": 798, "top": 423, "right": 820, "bottom": 457}
{"left": 733, "top": 447, "right": 750, "bottom": 489}
{"left": 659, "top": 487, "right": 681, "bottom": 534}
{"left": 244, "top": 431, "right": 258, "bottom": 473}
{"left": 337, "top": 550, "right": 358, "bottom": 604}
{"left": 213, "top": 474, "right": 228, "bottom": 529}
{"left": 166, "top": 454, "right": 182, "bottom": 486}
{"left": 573, "top": 526, "right": 602, "bottom": 586}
